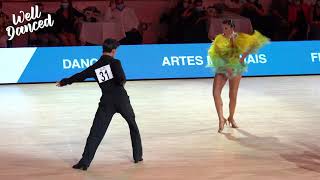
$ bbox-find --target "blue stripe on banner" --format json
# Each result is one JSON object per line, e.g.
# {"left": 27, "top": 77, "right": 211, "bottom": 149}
{"left": 18, "top": 46, "right": 102, "bottom": 83}
{"left": 117, "top": 43, "right": 214, "bottom": 79}
{"left": 7, "top": 41, "right": 320, "bottom": 84}
{"left": 0, "top": 47, "right": 36, "bottom": 84}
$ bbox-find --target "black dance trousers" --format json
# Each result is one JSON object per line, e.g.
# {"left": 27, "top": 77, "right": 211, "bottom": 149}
{"left": 79, "top": 94, "right": 143, "bottom": 166}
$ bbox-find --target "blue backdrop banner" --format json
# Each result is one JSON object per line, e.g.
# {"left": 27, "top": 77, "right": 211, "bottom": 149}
{"left": 0, "top": 41, "right": 319, "bottom": 84}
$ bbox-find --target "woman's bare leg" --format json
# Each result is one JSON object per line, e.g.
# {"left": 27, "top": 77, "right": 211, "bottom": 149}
{"left": 228, "top": 75, "right": 242, "bottom": 128}
{"left": 213, "top": 73, "right": 228, "bottom": 132}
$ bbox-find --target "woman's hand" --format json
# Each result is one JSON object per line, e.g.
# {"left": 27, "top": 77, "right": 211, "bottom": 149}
{"left": 239, "top": 57, "right": 245, "bottom": 64}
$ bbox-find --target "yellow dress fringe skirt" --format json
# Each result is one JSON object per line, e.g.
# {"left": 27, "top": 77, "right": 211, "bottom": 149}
{"left": 208, "top": 30, "right": 270, "bottom": 78}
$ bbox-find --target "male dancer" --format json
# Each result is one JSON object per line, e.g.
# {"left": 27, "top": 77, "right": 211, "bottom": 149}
{"left": 57, "top": 38, "right": 143, "bottom": 171}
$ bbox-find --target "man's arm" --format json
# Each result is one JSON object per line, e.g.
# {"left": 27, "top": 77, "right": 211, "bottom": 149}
{"left": 111, "top": 60, "right": 126, "bottom": 86}
{"left": 57, "top": 66, "right": 94, "bottom": 87}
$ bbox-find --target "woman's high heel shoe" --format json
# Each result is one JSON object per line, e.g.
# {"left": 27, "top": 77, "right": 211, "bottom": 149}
{"left": 228, "top": 118, "right": 239, "bottom": 128}
{"left": 218, "top": 118, "right": 227, "bottom": 133}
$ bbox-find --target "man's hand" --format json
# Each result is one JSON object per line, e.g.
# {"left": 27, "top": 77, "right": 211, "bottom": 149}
{"left": 56, "top": 79, "right": 67, "bottom": 87}
{"left": 56, "top": 82, "right": 63, "bottom": 87}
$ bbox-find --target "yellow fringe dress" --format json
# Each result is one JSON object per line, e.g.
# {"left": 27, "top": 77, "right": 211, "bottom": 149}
{"left": 208, "top": 30, "right": 269, "bottom": 78}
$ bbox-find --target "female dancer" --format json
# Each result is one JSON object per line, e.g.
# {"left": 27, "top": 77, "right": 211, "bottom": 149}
{"left": 208, "top": 19, "right": 269, "bottom": 133}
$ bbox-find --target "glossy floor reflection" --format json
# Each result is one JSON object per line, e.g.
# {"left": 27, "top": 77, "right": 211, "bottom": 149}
{"left": 0, "top": 76, "right": 319, "bottom": 180}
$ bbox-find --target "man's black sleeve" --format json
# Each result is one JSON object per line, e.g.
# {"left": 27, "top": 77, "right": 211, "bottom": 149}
{"left": 112, "top": 60, "right": 127, "bottom": 86}
{"left": 60, "top": 66, "right": 94, "bottom": 86}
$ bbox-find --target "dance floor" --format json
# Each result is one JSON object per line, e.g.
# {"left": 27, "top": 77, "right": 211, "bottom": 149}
{"left": 0, "top": 76, "right": 319, "bottom": 180}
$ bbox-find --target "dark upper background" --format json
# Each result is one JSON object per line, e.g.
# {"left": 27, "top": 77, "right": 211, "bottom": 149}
{"left": 0, "top": 0, "right": 319, "bottom": 48}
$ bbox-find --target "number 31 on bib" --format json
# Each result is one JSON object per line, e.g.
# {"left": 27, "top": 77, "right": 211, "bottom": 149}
{"left": 95, "top": 65, "right": 114, "bottom": 83}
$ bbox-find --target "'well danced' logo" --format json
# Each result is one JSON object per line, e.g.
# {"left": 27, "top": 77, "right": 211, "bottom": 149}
{"left": 6, "top": 5, "right": 54, "bottom": 41}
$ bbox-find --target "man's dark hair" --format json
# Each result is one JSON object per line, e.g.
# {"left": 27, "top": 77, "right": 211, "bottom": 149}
{"left": 103, "top": 38, "right": 120, "bottom": 53}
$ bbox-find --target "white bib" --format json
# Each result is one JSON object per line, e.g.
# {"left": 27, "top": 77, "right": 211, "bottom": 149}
{"left": 95, "top": 64, "right": 114, "bottom": 83}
